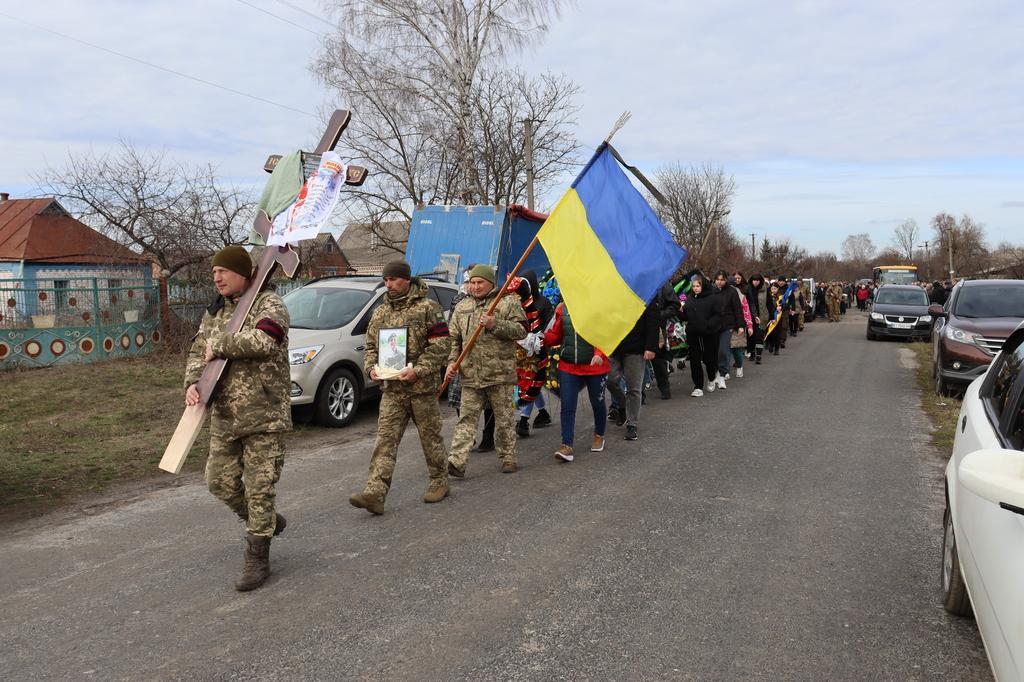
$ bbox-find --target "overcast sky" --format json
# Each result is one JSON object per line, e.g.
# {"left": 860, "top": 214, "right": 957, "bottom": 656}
{"left": 2, "top": 0, "right": 1022, "bottom": 254}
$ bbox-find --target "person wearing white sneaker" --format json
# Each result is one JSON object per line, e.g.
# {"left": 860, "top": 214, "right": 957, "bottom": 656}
{"left": 543, "top": 302, "right": 610, "bottom": 463}
{"left": 681, "top": 275, "right": 723, "bottom": 399}
{"left": 715, "top": 373, "right": 727, "bottom": 390}
{"left": 736, "top": 367, "right": 744, "bottom": 378}
{"left": 690, "top": 388, "right": 704, "bottom": 397}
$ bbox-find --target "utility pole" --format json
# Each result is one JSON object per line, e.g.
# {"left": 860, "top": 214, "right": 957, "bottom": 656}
{"left": 918, "top": 241, "right": 930, "bottom": 280}
{"left": 946, "top": 230, "right": 955, "bottom": 279}
{"left": 523, "top": 119, "right": 536, "bottom": 210}
{"left": 750, "top": 233, "right": 756, "bottom": 264}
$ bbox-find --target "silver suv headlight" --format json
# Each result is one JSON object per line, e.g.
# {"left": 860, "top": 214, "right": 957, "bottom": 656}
{"left": 944, "top": 326, "right": 978, "bottom": 344}
{"left": 290, "top": 344, "right": 324, "bottom": 365}
{"left": 920, "top": 314, "right": 932, "bottom": 323}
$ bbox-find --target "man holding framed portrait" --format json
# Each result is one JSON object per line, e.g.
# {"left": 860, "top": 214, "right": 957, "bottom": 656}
{"left": 349, "top": 261, "right": 452, "bottom": 514}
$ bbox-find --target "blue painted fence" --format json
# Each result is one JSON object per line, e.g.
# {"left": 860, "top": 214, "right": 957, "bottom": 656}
{"left": 0, "top": 278, "right": 161, "bottom": 369}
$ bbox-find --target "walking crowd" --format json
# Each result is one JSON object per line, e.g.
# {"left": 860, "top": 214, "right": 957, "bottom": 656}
{"left": 186, "top": 249, "right": 845, "bottom": 591}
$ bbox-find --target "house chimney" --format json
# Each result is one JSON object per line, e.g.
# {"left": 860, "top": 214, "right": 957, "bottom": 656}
{"left": 0, "top": 193, "right": 9, "bottom": 201}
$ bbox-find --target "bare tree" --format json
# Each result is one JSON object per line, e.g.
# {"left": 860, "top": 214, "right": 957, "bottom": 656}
{"left": 34, "top": 141, "right": 253, "bottom": 277}
{"left": 315, "top": 0, "right": 570, "bottom": 208}
{"left": 891, "top": 218, "right": 919, "bottom": 262}
{"left": 841, "top": 233, "right": 876, "bottom": 265}
{"left": 651, "top": 162, "right": 736, "bottom": 270}
{"left": 931, "top": 212, "right": 989, "bottom": 278}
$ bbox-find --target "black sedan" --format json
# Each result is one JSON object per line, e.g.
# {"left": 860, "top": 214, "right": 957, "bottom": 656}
{"left": 866, "top": 284, "right": 933, "bottom": 341}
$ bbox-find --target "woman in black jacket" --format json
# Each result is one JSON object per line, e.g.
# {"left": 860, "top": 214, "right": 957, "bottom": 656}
{"left": 713, "top": 270, "right": 742, "bottom": 389}
{"left": 681, "top": 275, "right": 723, "bottom": 397}
{"left": 764, "top": 281, "right": 784, "bottom": 355}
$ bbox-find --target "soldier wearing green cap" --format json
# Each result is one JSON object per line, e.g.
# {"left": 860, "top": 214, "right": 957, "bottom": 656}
{"left": 184, "top": 245, "right": 291, "bottom": 591}
{"left": 446, "top": 264, "right": 528, "bottom": 475}
{"left": 349, "top": 260, "right": 452, "bottom": 515}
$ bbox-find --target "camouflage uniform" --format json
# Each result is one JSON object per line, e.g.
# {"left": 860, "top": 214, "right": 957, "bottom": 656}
{"left": 361, "top": 279, "right": 451, "bottom": 499}
{"left": 447, "top": 289, "right": 527, "bottom": 472}
{"left": 797, "top": 284, "right": 808, "bottom": 330}
{"left": 826, "top": 283, "right": 842, "bottom": 322}
{"left": 185, "top": 290, "right": 291, "bottom": 538}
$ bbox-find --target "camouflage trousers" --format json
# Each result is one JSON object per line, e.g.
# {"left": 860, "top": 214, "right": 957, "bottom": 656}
{"left": 364, "top": 390, "right": 448, "bottom": 498}
{"left": 449, "top": 384, "right": 517, "bottom": 471}
{"left": 827, "top": 301, "right": 840, "bottom": 321}
{"left": 206, "top": 431, "right": 284, "bottom": 538}
{"left": 798, "top": 309, "right": 805, "bottom": 331}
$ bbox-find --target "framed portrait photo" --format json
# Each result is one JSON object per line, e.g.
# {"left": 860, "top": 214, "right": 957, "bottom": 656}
{"left": 376, "top": 326, "right": 409, "bottom": 378}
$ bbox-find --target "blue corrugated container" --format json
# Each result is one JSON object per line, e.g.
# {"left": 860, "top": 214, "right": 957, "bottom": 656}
{"left": 406, "top": 205, "right": 550, "bottom": 282}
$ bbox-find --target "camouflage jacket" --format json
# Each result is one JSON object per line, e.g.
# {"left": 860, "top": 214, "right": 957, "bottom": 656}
{"left": 185, "top": 290, "right": 292, "bottom": 438}
{"left": 448, "top": 289, "right": 527, "bottom": 388}
{"left": 826, "top": 284, "right": 843, "bottom": 302}
{"left": 364, "top": 279, "right": 450, "bottom": 396}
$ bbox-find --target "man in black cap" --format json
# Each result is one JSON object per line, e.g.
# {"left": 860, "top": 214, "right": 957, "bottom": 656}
{"left": 184, "top": 245, "right": 291, "bottom": 591}
{"left": 349, "top": 260, "right": 452, "bottom": 514}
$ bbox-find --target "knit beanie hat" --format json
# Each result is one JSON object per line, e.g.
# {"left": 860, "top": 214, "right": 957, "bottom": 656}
{"left": 211, "top": 246, "right": 253, "bottom": 279}
{"left": 468, "top": 263, "right": 496, "bottom": 284}
{"left": 382, "top": 260, "right": 412, "bottom": 280}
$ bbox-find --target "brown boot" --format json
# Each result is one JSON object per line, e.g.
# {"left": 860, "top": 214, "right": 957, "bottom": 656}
{"left": 234, "top": 534, "right": 271, "bottom": 592}
{"left": 423, "top": 479, "right": 449, "bottom": 503}
{"left": 349, "top": 491, "right": 385, "bottom": 515}
{"left": 501, "top": 461, "right": 518, "bottom": 474}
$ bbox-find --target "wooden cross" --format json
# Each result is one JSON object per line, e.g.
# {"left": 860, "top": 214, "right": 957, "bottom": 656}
{"left": 159, "top": 109, "right": 368, "bottom": 474}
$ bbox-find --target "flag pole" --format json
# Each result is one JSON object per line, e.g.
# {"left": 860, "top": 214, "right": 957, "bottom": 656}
{"left": 438, "top": 112, "right": 637, "bottom": 398}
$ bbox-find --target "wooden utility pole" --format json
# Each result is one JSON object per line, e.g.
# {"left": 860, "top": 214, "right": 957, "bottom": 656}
{"left": 750, "top": 232, "right": 756, "bottom": 264}
{"left": 523, "top": 118, "right": 536, "bottom": 210}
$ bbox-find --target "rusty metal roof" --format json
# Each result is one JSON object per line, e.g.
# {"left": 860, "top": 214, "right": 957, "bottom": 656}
{"left": 0, "top": 198, "right": 148, "bottom": 264}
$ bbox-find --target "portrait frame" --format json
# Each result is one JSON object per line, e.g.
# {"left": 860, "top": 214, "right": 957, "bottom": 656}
{"left": 376, "top": 326, "right": 409, "bottom": 378}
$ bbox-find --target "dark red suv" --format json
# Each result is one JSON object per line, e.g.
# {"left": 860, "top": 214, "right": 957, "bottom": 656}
{"left": 930, "top": 279, "right": 1024, "bottom": 395}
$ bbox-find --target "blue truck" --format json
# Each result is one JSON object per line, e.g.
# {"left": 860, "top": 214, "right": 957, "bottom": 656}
{"left": 405, "top": 204, "right": 550, "bottom": 282}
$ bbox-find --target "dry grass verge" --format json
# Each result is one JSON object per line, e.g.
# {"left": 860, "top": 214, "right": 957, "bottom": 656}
{"left": 907, "top": 342, "right": 962, "bottom": 451}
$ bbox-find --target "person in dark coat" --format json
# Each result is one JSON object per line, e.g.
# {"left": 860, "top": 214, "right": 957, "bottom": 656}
{"left": 712, "top": 270, "right": 742, "bottom": 388}
{"left": 606, "top": 300, "right": 660, "bottom": 441}
{"left": 681, "top": 275, "right": 723, "bottom": 397}
{"left": 745, "top": 274, "right": 768, "bottom": 364}
{"left": 651, "top": 279, "right": 681, "bottom": 400}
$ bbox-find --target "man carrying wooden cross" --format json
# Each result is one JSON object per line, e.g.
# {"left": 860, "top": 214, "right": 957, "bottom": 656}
{"left": 184, "top": 245, "right": 291, "bottom": 591}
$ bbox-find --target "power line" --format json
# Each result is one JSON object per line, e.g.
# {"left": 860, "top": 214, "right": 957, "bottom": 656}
{"left": 232, "top": 0, "right": 324, "bottom": 36}
{"left": 0, "top": 10, "right": 316, "bottom": 118}
{"left": 270, "top": 0, "right": 336, "bottom": 28}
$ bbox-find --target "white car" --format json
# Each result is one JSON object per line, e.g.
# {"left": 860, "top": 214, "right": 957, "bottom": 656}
{"left": 942, "top": 320, "right": 1024, "bottom": 680}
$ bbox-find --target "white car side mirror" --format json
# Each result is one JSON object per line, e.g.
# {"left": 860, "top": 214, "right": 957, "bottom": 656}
{"left": 959, "top": 449, "right": 1024, "bottom": 511}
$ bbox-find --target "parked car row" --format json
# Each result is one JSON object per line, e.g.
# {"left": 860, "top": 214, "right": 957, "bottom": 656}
{"left": 865, "top": 279, "right": 1024, "bottom": 398}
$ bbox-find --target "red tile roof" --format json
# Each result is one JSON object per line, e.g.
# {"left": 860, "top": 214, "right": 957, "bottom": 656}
{"left": 0, "top": 198, "right": 148, "bottom": 264}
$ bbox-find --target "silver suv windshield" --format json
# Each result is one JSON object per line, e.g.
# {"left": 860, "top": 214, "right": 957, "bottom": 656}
{"left": 874, "top": 289, "right": 928, "bottom": 306}
{"left": 954, "top": 285, "right": 1024, "bottom": 318}
{"left": 284, "top": 286, "right": 372, "bottom": 329}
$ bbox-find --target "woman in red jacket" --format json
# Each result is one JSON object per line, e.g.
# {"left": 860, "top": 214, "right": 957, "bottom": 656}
{"left": 544, "top": 302, "right": 610, "bottom": 462}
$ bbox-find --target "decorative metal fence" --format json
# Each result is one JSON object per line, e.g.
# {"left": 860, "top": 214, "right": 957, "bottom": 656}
{"left": 0, "top": 278, "right": 161, "bottom": 369}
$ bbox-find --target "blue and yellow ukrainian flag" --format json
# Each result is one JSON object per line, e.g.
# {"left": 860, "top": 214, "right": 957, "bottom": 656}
{"left": 538, "top": 146, "right": 687, "bottom": 353}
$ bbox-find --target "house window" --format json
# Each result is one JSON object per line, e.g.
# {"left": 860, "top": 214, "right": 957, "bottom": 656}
{"left": 108, "top": 278, "right": 122, "bottom": 290}
{"left": 53, "top": 280, "right": 69, "bottom": 309}
{"left": 325, "top": 241, "right": 335, "bottom": 253}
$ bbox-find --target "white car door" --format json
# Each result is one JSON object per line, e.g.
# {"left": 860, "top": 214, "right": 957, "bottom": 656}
{"left": 953, "top": 333, "right": 1024, "bottom": 680}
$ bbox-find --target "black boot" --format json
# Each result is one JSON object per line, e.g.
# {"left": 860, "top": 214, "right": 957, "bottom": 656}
{"left": 532, "top": 408, "right": 552, "bottom": 428}
{"left": 755, "top": 351, "right": 762, "bottom": 365}
{"left": 235, "top": 534, "right": 271, "bottom": 591}
{"left": 516, "top": 416, "right": 530, "bottom": 438}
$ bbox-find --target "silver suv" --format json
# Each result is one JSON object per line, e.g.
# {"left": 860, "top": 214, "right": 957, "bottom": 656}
{"left": 283, "top": 276, "right": 460, "bottom": 427}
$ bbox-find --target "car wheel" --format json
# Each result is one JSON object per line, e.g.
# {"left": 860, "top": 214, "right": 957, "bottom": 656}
{"left": 934, "top": 357, "right": 950, "bottom": 397}
{"left": 315, "top": 367, "right": 360, "bottom": 427}
{"left": 942, "top": 506, "right": 973, "bottom": 616}
{"left": 866, "top": 327, "right": 875, "bottom": 341}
